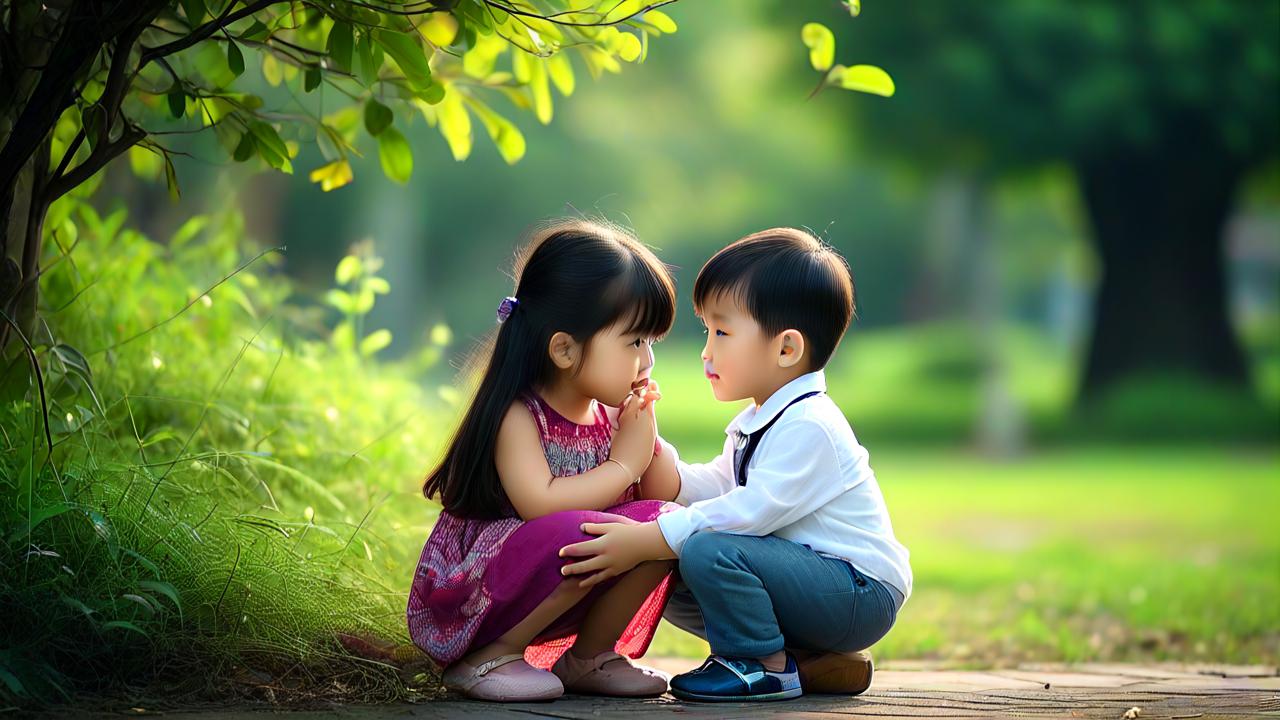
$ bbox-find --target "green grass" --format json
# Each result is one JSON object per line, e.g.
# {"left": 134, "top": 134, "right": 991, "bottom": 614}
{"left": 647, "top": 447, "right": 1280, "bottom": 666}
{"left": 1, "top": 197, "right": 451, "bottom": 704}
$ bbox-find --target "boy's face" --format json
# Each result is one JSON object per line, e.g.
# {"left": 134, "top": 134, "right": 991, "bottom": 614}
{"left": 698, "top": 293, "right": 795, "bottom": 405}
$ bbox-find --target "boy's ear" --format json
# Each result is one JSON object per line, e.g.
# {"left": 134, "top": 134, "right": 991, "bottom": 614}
{"left": 777, "top": 329, "right": 806, "bottom": 369}
{"left": 548, "top": 331, "right": 578, "bottom": 369}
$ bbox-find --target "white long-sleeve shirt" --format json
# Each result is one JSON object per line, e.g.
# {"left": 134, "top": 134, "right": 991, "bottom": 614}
{"left": 656, "top": 370, "right": 913, "bottom": 603}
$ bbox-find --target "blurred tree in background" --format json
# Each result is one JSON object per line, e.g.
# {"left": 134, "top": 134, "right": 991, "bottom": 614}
{"left": 811, "top": 0, "right": 1279, "bottom": 401}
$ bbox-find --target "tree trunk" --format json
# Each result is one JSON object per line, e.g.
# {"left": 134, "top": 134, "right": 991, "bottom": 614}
{"left": 1075, "top": 143, "right": 1249, "bottom": 402}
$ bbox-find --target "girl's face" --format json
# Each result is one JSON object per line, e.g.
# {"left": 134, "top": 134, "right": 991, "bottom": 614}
{"left": 574, "top": 320, "right": 656, "bottom": 408}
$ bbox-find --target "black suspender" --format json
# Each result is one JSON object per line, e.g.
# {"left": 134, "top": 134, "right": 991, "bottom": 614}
{"left": 732, "top": 391, "right": 822, "bottom": 487}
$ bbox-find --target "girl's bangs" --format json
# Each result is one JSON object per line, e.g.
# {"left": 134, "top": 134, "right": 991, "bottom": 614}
{"left": 607, "top": 256, "right": 676, "bottom": 340}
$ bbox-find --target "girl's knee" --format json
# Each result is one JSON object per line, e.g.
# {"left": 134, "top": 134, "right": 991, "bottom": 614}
{"left": 523, "top": 508, "right": 590, "bottom": 527}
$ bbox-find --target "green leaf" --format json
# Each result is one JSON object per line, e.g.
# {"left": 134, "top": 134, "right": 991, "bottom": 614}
{"left": 467, "top": 97, "right": 525, "bottom": 165}
{"left": 528, "top": 59, "right": 552, "bottom": 124}
{"left": 138, "top": 580, "right": 183, "bottom": 620}
{"left": 327, "top": 21, "right": 354, "bottom": 72}
{"left": 163, "top": 154, "right": 180, "bottom": 202}
{"left": 181, "top": 0, "right": 205, "bottom": 25}
{"left": 547, "top": 54, "right": 575, "bottom": 96}
{"left": 240, "top": 20, "right": 269, "bottom": 42}
{"left": 171, "top": 213, "right": 208, "bottom": 244}
{"left": 616, "top": 32, "right": 642, "bottom": 62}
{"left": 332, "top": 321, "right": 355, "bottom": 351}
{"left": 845, "top": 0, "right": 861, "bottom": 16}
{"left": 419, "top": 12, "right": 458, "bottom": 46}
{"left": 325, "top": 288, "right": 354, "bottom": 313}
{"left": 356, "top": 33, "right": 379, "bottom": 86}
{"left": 232, "top": 132, "right": 254, "bottom": 162}
{"left": 121, "top": 593, "right": 156, "bottom": 614}
{"left": 374, "top": 30, "right": 432, "bottom": 91}
{"left": 304, "top": 68, "right": 321, "bottom": 92}
{"left": 167, "top": 90, "right": 186, "bottom": 119}
{"left": 377, "top": 126, "right": 413, "bottom": 183}
{"left": 227, "top": 41, "right": 245, "bottom": 77}
{"left": 438, "top": 88, "right": 472, "bottom": 160}
{"left": 101, "top": 620, "right": 149, "bottom": 637}
{"left": 417, "top": 82, "right": 446, "bottom": 105}
{"left": 8, "top": 502, "right": 71, "bottom": 543}
{"left": 802, "top": 23, "right": 836, "bottom": 72}
{"left": 366, "top": 277, "right": 390, "bottom": 294}
{"left": 830, "top": 64, "right": 895, "bottom": 97}
{"left": 644, "top": 10, "right": 678, "bottom": 34}
{"left": 363, "top": 98, "right": 393, "bottom": 135}
{"left": 61, "top": 595, "right": 96, "bottom": 617}
{"left": 249, "top": 121, "right": 293, "bottom": 173}
{"left": 335, "top": 256, "right": 361, "bottom": 285}
{"left": 359, "top": 329, "right": 392, "bottom": 356}
{"left": 121, "top": 548, "right": 160, "bottom": 577}
{"left": 512, "top": 50, "right": 532, "bottom": 83}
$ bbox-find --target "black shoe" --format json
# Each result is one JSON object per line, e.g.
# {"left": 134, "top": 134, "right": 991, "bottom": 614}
{"left": 669, "top": 654, "right": 802, "bottom": 702}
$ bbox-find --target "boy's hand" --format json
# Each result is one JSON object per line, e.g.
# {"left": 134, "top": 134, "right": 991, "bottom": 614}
{"left": 558, "top": 520, "right": 674, "bottom": 588}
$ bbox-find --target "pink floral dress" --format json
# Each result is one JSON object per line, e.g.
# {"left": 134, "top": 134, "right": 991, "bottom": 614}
{"left": 406, "top": 392, "right": 673, "bottom": 670}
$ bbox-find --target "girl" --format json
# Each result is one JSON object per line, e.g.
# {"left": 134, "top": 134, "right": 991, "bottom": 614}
{"left": 407, "top": 219, "right": 679, "bottom": 702}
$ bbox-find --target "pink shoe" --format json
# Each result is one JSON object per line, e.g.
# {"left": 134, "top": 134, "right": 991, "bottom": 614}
{"left": 442, "top": 653, "right": 564, "bottom": 702}
{"left": 551, "top": 649, "right": 669, "bottom": 697}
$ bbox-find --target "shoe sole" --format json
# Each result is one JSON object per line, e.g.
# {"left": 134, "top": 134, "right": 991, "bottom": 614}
{"left": 669, "top": 687, "right": 803, "bottom": 702}
{"left": 796, "top": 653, "right": 873, "bottom": 695}
{"left": 452, "top": 687, "right": 564, "bottom": 702}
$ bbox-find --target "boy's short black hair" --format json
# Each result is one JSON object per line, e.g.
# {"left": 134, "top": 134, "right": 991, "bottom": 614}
{"left": 693, "top": 227, "right": 855, "bottom": 370}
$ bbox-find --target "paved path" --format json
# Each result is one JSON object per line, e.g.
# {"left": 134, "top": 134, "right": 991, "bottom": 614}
{"left": 52, "top": 662, "right": 1280, "bottom": 718}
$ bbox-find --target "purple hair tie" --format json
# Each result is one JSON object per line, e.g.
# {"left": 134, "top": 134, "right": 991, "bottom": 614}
{"left": 496, "top": 296, "right": 519, "bottom": 324}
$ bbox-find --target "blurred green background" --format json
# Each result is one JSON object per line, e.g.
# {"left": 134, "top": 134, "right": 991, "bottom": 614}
{"left": 3, "top": 0, "right": 1277, "bottom": 704}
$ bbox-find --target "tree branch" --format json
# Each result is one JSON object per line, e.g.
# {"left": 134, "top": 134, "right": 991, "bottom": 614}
{"left": 138, "top": 0, "right": 277, "bottom": 70}
{"left": 96, "top": 22, "right": 148, "bottom": 149}
{"left": 44, "top": 123, "right": 146, "bottom": 203}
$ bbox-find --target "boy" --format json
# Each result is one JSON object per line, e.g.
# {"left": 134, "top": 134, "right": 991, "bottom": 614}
{"left": 559, "top": 228, "right": 911, "bottom": 702}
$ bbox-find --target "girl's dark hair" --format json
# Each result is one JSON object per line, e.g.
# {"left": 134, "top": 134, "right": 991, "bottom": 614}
{"left": 423, "top": 219, "right": 676, "bottom": 519}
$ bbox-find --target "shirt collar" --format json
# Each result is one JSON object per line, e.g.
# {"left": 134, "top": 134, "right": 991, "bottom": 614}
{"left": 726, "top": 370, "right": 827, "bottom": 436}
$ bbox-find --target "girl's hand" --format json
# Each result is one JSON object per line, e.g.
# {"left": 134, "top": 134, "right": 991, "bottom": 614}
{"left": 636, "top": 378, "right": 661, "bottom": 411}
{"left": 558, "top": 520, "right": 674, "bottom": 588}
{"left": 610, "top": 387, "right": 659, "bottom": 475}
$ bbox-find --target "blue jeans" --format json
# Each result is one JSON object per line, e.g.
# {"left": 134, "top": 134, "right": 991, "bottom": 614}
{"left": 663, "top": 531, "right": 902, "bottom": 658}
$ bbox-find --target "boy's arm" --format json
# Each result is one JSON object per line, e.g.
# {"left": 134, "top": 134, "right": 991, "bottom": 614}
{"left": 662, "top": 436, "right": 737, "bottom": 505}
{"left": 558, "top": 519, "right": 676, "bottom": 588}
{"left": 655, "top": 419, "right": 857, "bottom": 555}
